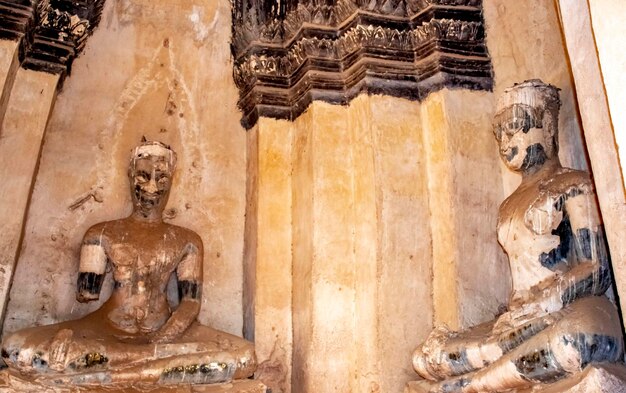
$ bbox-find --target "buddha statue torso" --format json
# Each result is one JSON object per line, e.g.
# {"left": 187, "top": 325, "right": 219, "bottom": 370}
{"left": 497, "top": 168, "right": 603, "bottom": 305}
{"left": 94, "top": 219, "right": 200, "bottom": 335}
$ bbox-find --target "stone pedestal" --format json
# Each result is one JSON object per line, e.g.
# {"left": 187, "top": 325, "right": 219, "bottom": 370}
{"left": 0, "top": 369, "right": 267, "bottom": 393}
{"left": 404, "top": 364, "right": 626, "bottom": 393}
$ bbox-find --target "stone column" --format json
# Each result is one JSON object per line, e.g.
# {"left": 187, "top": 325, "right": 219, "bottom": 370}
{"left": 291, "top": 98, "right": 380, "bottom": 393}
{"left": 0, "top": 40, "right": 19, "bottom": 125}
{"left": 422, "top": 89, "right": 509, "bottom": 329}
{"left": 248, "top": 90, "right": 505, "bottom": 392}
{"left": 370, "top": 96, "right": 434, "bottom": 393}
{"left": 0, "top": 69, "right": 60, "bottom": 324}
{"left": 245, "top": 119, "right": 294, "bottom": 393}
{"left": 556, "top": 0, "right": 626, "bottom": 323}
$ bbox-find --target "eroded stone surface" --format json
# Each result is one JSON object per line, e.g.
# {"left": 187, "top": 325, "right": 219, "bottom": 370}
{"left": 231, "top": 0, "right": 493, "bottom": 128}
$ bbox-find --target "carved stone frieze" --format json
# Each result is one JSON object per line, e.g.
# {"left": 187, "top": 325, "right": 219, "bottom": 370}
{"left": 0, "top": 0, "right": 105, "bottom": 77}
{"left": 232, "top": 0, "right": 493, "bottom": 128}
{"left": 0, "top": 1, "right": 34, "bottom": 41}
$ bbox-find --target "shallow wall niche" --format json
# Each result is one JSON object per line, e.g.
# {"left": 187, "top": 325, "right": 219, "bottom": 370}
{"left": 3, "top": 0, "right": 247, "bottom": 336}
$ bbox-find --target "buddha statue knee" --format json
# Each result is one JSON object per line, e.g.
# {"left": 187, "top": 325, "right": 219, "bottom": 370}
{"left": 1, "top": 140, "right": 257, "bottom": 389}
{"left": 410, "top": 80, "right": 623, "bottom": 393}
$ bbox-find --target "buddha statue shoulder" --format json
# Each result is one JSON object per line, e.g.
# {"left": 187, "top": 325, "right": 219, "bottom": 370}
{"left": 1, "top": 140, "right": 257, "bottom": 390}
{"left": 409, "top": 80, "right": 624, "bottom": 392}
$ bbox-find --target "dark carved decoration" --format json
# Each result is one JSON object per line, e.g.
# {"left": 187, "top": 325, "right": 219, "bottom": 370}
{"left": 0, "top": 0, "right": 105, "bottom": 77}
{"left": 232, "top": 0, "right": 492, "bottom": 128}
{"left": 0, "top": 1, "right": 34, "bottom": 41}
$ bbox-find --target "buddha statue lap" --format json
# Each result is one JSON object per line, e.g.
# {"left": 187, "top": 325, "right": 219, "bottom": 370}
{"left": 410, "top": 80, "right": 624, "bottom": 392}
{"left": 0, "top": 141, "right": 257, "bottom": 391}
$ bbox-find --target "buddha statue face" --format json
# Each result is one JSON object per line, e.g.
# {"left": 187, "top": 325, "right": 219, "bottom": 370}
{"left": 128, "top": 141, "right": 177, "bottom": 218}
{"left": 493, "top": 80, "right": 561, "bottom": 173}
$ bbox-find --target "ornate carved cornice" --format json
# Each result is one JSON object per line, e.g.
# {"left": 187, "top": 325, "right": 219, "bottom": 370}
{"left": 0, "top": 1, "right": 34, "bottom": 41}
{"left": 232, "top": 0, "right": 492, "bottom": 128}
{"left": 0, "top": 0, "right": 105, "bottom": 77}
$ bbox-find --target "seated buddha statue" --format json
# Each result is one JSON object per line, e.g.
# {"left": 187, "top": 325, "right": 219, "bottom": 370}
{"left": 1, "top": 140, "right": 256, "bottom": 388}
{"left": 410, "top": 80, "right": 624, "bottom": 392}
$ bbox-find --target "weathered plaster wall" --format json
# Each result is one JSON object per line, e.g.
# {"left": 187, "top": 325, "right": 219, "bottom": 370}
{"left": 290, "top": 96, "right": 433, "bottom": 393}
{"left": 422, "top": 90, "right": 509, "bottom": 330}
{"left": 588, "top": 0, "right": 626, "bottom": 182}
{"left": 3, "top": 0, "right": 246, "bottom": 336}
{"left": 556, "top": 0, "right": 626, "bottom": 327}
{"left": 0, "top": 69, "right": 60, "bottom": 327}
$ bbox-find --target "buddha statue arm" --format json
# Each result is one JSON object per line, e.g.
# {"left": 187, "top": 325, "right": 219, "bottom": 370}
{"left": 76, "top": 227, "right": 108, "bottom": 302}
{"left": 149, "top": 239, "right": 203, "bottom": 343}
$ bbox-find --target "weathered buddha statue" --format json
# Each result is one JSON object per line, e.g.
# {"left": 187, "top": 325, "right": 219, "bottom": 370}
{"left": 1, "top": 140, "right": 256, "bottom": 389}
{"left": 410, "top": 80, "right": 624, "bottom": 392}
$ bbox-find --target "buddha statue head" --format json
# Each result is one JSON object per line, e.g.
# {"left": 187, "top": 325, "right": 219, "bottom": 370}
{"left": 128, "top": 139, "right": 177, "bottom": 219}
{"left": 493, "top": 79, "right": 561, "bottom": 173}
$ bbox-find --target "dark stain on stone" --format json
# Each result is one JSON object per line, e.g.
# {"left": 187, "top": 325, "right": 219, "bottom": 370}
{"left": 445, "top": 349, "right": 473, "bottom": 376}
{"left": 77, "top": 272, "right": 105, "bottom": 295}
{"left": 32, "top": 353, "right": 47, "bottom": 369}
{"left": 522, "top": 143, "right": 547, "bottom": 172}
{"left": 499, "top": 321, "right": 549, "bottom": 353}
{"left": 539, "top": 209, "right": 572, "bottom": 271}
{"left": 178, "top": 280, "right": 201, "bottom": 300}
{"left": 514, "top": 348, "right": 567, "bottom": 383}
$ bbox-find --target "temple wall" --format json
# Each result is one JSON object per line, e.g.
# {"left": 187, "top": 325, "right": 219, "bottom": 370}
{"left": 0, "top": 0, "right": 608, "bottom": 392}
{"left": 2, "top": 0, "right": 247, "bottom": 336}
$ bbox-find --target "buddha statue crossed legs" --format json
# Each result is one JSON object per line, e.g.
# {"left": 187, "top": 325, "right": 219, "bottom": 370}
{"left": 411, "top": 80, "right": 624, "bottom": 392}
{"left": 1, "top": 140, "right": 256, "bottom": 389}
